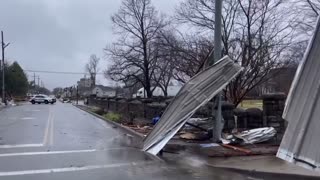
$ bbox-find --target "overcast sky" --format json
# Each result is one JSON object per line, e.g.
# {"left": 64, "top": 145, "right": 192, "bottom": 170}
{"left": 0, "top": 0, "right": 180, "bottom": 90}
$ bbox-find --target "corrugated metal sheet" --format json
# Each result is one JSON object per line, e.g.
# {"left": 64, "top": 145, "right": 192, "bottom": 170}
{"left": 277, "top": 17, "right": 320, "bottom": 170}
{"left": 143, "top": 56, "right": 242, "bottom": 155}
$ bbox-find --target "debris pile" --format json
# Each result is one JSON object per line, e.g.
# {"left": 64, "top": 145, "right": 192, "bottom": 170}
{"left": 222, "top": 127, "right": 277, "bottom": 145}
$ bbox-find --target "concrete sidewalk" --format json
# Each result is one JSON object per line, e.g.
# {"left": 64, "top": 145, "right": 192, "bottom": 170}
{"left": 206, "top": 155, "right": 320, "bottom": 178}
{"left": 165, "top": 141, "right": 320, "bottom": 178}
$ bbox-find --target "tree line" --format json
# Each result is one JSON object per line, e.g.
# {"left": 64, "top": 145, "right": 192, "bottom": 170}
{"left": 0, "top": 62, "right": 29, "bottom": 97}
{"left": 102, "top": 0, "right": 318, "bottom": 105}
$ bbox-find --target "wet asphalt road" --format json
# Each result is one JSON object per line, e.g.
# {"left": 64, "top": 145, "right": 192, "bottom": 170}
{"left": 0, "top": 102, "right": 306, "bottom": 180}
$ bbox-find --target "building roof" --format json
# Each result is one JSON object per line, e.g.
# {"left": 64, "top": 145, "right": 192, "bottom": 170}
{"left": 94, "top": 85, "right": 115, "bottom": 92}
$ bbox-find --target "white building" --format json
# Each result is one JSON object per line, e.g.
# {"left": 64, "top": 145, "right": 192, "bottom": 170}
{"left": 77, "top": 78, "right": 92, "bottom": 88}
{"left": 92, "top": 85, "right": 116, "bottom": 98}
{"left": 135, "top": 85, "right": 182, "bottom": 98}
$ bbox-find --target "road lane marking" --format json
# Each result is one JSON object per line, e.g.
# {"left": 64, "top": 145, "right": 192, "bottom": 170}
{"left": 0, "top": 149, "right": 98, "bottom": 157}
{"left": 21, "top": 117, "right": 35, "bottom": 120}
{"left": 43, "top": 107, "right": 53, "bottom": 146}
{"left": 0, "top": 147, "right": 134, "bottom": 157}
{"left": 0, "top": 107, "right": 52, "bottom": 149}
{"left": 24, "top": 110, "right": 40, "bottom": 112}
{"left": 0, "top": 161, "right": 153, "bottom": 176}
{"left": 0, "top": 144, "right": 43, "bottom": 149}
{"left": 49, "top": 110, "right": 55, "bottom": 146}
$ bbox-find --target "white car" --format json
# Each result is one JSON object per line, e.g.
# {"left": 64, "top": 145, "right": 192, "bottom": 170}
{"left": 30, "top": 95, "right": 55, "bottom": 104}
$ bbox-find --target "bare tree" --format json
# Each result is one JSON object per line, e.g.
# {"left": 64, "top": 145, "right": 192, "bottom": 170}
{"left": 289, "top": 0, "right": 320, "bottom": 41}
{"left": 105, "top": 0, "right": 167, "bottom": 98}
{"left": 151, "top": 33, "right": 175, "bottom": 96}
{"left": 85, "top": 54, "right": 100, "bottom": 88}
{"left": 176, "top": 0, "right": 296, "bottom": 105}
{"left": 157, "top": 29, "right": 214, "bottom": 83}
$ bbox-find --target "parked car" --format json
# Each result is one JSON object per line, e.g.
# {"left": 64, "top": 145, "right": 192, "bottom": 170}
{"left": 30, "top": 95, "right": 55, "bottom": 104}
{"left": 49, "top": 95, "right": 56, "bottom": 103}
{"left": 62, "top": 98, "right": 71, "bottom": 103}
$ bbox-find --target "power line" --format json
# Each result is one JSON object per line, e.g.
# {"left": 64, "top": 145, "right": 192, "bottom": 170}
{"left": 25, "top": 70, "right": 104, "bottom": 75}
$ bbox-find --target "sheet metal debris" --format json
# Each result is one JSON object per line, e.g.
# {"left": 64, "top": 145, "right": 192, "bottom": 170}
{"left": 277, "top": 17, "right": 320, "bottom": 170}
{"left": 221, "top": 127, "right": 276, "bottom": 145}
{"left": 234, "top": 127, "right": 276, "bottom": 144}
{"left": 142, "top": 56, "right": 242, "bottom": 155}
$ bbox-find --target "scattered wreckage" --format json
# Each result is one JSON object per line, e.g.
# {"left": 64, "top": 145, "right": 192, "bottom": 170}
{"left": 222, "top": 127, "right": 277, "bottom": 145}
{"left": 143, "top": 56, "right": 243, "bottom": 155}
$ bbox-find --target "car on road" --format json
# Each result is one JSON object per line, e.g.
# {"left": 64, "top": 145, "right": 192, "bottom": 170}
{"left": 30, "top": 95, "right": 56, "bottom": 104}
{"left": 49, "top": 95, "right": 57, "bottom": 103}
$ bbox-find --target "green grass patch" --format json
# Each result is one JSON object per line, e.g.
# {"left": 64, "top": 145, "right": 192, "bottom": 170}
{"left": 103, "top": 112, "right": 122, "bottom": 122}
{"left": 238, "top": 99, "right": 263, "bottom": 110}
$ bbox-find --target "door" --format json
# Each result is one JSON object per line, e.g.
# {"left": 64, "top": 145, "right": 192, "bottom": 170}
{"left": 34, "top": 95, "right": 45, "bottom": 102}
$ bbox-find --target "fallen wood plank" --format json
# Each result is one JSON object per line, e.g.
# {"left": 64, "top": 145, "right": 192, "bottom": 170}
{"left": 221, "top": 144, "right": 252, "bottom": 154}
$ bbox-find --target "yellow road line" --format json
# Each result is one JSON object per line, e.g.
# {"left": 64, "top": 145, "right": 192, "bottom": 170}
{"left": 49, "top": 109, "right": 54, "bottom": 146}
{"left": 43, "top": 107, "right": 52, "bottom": 146}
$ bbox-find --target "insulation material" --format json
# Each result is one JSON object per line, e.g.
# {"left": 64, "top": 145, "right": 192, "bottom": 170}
{"left": 143, "top": 56, "right": 242, "bottom": 155}
{"left": 277, "top": 17, "right": 320, "bottom": 170}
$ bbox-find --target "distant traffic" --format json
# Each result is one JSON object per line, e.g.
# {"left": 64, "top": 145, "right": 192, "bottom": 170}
{"left": 29, "top": 94, "right": 56, "bottom": 104}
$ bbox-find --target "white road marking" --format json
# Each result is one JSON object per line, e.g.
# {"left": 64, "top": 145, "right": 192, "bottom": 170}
{"left": 0, "top": 148, "right": 131, "bottom": 157}
{"left": 0, "top": 107, "right": 54, "bottom": 149}
{"left": 0, "top": 144, "right": 43, "bottom": 149}
{"left": 0, "top": 162, "right": 151, "bottom": 176}
{"left": 0, "top": 149, "right": 97, "bottom": 157}
{"left": 21, "top": 117, "right": 35, "bottom": 120}
{"left": 24, "top": 110, "right": 40, "bottom": 112}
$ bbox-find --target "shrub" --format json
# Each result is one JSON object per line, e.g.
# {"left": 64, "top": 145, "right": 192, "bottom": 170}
{"left": 92, "top": 108, "right": 104, "bottom": 115}
{"left": 103, "top": 112, "right": 121, "bottom": 122}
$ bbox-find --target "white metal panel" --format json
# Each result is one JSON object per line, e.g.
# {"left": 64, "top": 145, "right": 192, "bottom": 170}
{"left": 143, "top": 56, "right": 242, "bottom": 155}
{"left": 277, "top": 17, "right": 320, "bottom": 170}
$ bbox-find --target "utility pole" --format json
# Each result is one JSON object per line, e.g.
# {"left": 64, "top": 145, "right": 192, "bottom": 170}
{"left": 212, "top": 0, "right": 223, "bottom": 142}
{"left": 76, "top": 85, "right": 79, "bottom": 105}
{"left": 33, "top": 73, "right": 36, "bottom": 94}
{"left": 1, "top": 31, "right": 10, "bottom": 104}
{"left": 37, "top": 76, "right": 40, "bottom": 94}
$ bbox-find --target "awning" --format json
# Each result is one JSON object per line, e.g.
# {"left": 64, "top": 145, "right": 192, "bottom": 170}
{"left": 277, "top": 17, "right": 320, "bottom": 170}
{"left": 143, "top": 56, "right": 242, "bottom": 155}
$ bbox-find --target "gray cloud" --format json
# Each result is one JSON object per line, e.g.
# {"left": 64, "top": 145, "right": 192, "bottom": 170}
{"left": 0, "top": 0, "right": 178, "bottom": 89}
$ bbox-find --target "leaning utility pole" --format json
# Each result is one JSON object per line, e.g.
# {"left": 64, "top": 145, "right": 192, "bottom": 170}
{"left": 212, "top": 0, "right": 223, "bottom": 142}
{"left": 1, "top": 31, "right": 10, "bottom": 104}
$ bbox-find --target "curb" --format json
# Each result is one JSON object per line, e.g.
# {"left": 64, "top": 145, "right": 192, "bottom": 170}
{"left": 75, "top": 105, "right": 145, "bottom": 140}
{"left": 207, "top": 164, "right": 320, "bottom": 179}
{"left": 0, "top": 105, "right": 7, "bottom": 111}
